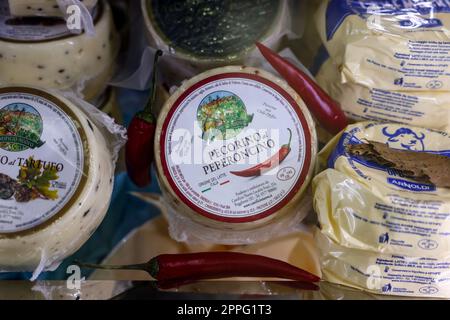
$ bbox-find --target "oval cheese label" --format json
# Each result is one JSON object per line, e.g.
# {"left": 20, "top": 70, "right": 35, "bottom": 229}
{"left": 160, "top": 72, "right": 312, "bottom": 223}
{"left": 0, "top": 88, "right": 87, "bottom": 233}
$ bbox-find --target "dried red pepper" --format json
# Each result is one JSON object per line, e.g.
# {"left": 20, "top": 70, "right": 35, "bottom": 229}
{"left": 231, "top": 128, "right": 292, "bottom": 177}
{"left": 125, "top": 50, "right": 163, "bottom": 187}
{"left": 256, "top": 42, "right": 348, "bottom": 135}
{"left": 77, "top": 252, "right": 320, "bottom": 283}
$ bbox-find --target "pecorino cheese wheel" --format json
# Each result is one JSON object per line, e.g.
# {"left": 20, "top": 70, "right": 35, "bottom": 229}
{"left": 155, "top": 66, "right": 317, "bottom": 231}
{"left": 0, "top": 86, "right": 115, "bottom": 272}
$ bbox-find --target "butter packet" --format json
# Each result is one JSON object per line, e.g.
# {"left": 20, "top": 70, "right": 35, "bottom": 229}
{"left": 316, "top": 230, "right": 450, "bottom": 299}
{"left": 313, "top": 121, "right": 450, "bottom": 259}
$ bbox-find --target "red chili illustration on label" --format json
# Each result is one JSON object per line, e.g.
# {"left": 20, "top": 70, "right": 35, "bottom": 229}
{"left": 230, "top": 128, "right": 292, "bottom": 178}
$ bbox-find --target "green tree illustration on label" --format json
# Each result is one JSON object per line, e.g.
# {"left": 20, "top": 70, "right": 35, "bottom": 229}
{"left": 197, "top": 91, "right": 253, "bottom": 141}
{"left": 0, "top": 103, "right": 45, "bottom": 152}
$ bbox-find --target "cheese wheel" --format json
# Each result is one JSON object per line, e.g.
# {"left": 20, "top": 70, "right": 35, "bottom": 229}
{"left": 0, "top": 0, "right": 119, "bottom": 102}
{"left": 0, "top": 86, "right": 115, "bottom": 272}
{"left": 8, "top": 0, "right": 97, "bottom": 17}
{"left": 141, "top": 0, "right": 285, "bottom": 71}
{"left": 155, "top": 66, "right": 317, "bottom": 232}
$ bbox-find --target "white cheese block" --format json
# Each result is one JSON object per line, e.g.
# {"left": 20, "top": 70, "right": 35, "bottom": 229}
{"left": 155, "top": 66, "right": 317, "bottom": 232}
{"left": 8, "top": 0, "right": 97, "bottom": 17}
{"left": 0, "top": 86, "right": 115, "bottom": 272}
{"left": 0, "top": 0, "right": 119, "bottom": 102}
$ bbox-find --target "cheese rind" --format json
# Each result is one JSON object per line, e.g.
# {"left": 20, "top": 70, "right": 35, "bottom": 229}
{"left": 8, "top": 0, "right": 97, "bottom": 17}
{"left": 155, "top": 66, "right": 317, "bottom": 234}
{"left": 0, "top": 86, "right": 115, "bottom": 272}
{"left": 0, "top": 0, "right": 119, "bottom": 102}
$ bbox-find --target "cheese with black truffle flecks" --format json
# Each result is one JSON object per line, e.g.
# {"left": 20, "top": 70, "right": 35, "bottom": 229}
{"left": 0, "top": 86, "right": 115, "bottom": 272}
{"left": 155, "top": 66, "right": 317, "bottom": 233}
{"left": 8, "top": 0, "right": 97, "bottom": 17}
{"left": 0, "top": 0, "right": 119, "bottom": 102}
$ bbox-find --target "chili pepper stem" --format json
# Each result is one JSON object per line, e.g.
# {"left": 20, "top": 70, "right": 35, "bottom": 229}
{"left": 76, "top": 258, "right": 160, "bottom": 279}
{"left": 285, "top": 128, "right": 292, "bottom": 148}
{"left": 75, "top": 261, "right": 148, "bottom": 272}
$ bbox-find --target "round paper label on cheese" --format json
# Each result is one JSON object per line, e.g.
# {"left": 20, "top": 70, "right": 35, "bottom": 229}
{"left": 0, "top": 88, "right": 86, "bottom": 233}
{"left": 160, "top": 72, "right": 312, "bottom": 223}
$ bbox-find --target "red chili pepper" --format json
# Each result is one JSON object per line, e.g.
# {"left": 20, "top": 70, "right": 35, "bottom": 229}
{"left": 256, "top": 42, "right": 348, "bottom": 135}
{"left": 230, "top": 128, "right": 292, "bottom": 178}
{"left": 125, "top": 50, "right": 163, "bottom": 187}
{"left": 76, "top": 252, "right": 320, "bottom": 283}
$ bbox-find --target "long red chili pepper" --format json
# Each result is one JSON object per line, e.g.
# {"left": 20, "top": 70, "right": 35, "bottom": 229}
{"left": 256, "top": 42, "right": 348, "bottom": 135}
{"left": 231, "top": 128, "right": 292, "bottom": 178}
{"left": 76, "top": 252, "right": 320, "bottom": 283}
{"left": 125, "top": 50, "right": 163, "bottom": 187}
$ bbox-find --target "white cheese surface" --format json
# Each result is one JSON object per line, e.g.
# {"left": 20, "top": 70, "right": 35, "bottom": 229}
{"left": 0, "top": 86, "right": 114, "bottom": 272}
{"left": 8, "top": 0, "right": 97, "bottom": 17}
{"left": 0, "top": 0, "right": 119, "bottom": 101}
{"left": 155, "top": 66, "right": 317, "bottom": 232}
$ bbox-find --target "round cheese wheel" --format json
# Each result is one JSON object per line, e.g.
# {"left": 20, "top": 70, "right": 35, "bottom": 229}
{"left": 141, "top": 0, "right": 285, "bottom": 70}
{"left": 155, "top": 66, "right": 317, "bottom": 231}
{"left": 0, "top": 0, "right": 119, "bottom": 102}
{"left": 0, "top": 86, "right": 114, "bottom": 272}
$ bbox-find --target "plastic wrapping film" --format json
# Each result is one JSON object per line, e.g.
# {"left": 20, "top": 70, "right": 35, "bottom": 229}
{"left": 112, "top": 0, "right": 306, "bottom": 90}
{"left": 0, "top": 86, "right": 126, "bottom": 280}
{"left": 313, "top": 121, "right": 450, "bottom": 298}
{"left": 0, "top": 0, "right": 119, "bottom": 102}
{"left": 312, "top": 0, "right": 450, "bottom": 133}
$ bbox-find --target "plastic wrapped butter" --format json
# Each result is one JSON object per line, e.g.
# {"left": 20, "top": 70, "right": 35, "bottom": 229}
{"left": 316, "top": 59, "right": 450, "bottom": 132}
{"left": 316, "top": 231, "right": 450, "bottom": 299}
{"left": 313, "top": 121, "right": 450, "bottom": 259}
{"left": 316, "top": 0, "right": 450, "bottom": 91}
{"left": 155, "top": 66, "right": 317, "bottom": 244}
{"left": 7, "top": 0, "right": 97, "bottom": 17}
{"left": 0, "top": 0, "right": 119, "bottom": 102}
{"left": 0, "top": 86, "right": 125, "bottom": 276}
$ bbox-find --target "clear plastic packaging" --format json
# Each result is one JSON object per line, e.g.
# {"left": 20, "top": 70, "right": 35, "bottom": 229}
{"left": 313, "top": 121, "right": 450, "bottom": 298}
{"left": 316, "top": 230, "right": 450, "bottom": 299}
{"left": 312, "top": 0, "right": 450, "bottom": 132}
{"left": 314, "top": 121, "right": 450, "bottom": 259}
{"left": 0, "top": 0, "right": 119, "bottom": 102}
{"left": 0, "top": 86, "right": 126, "bottom": 280}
